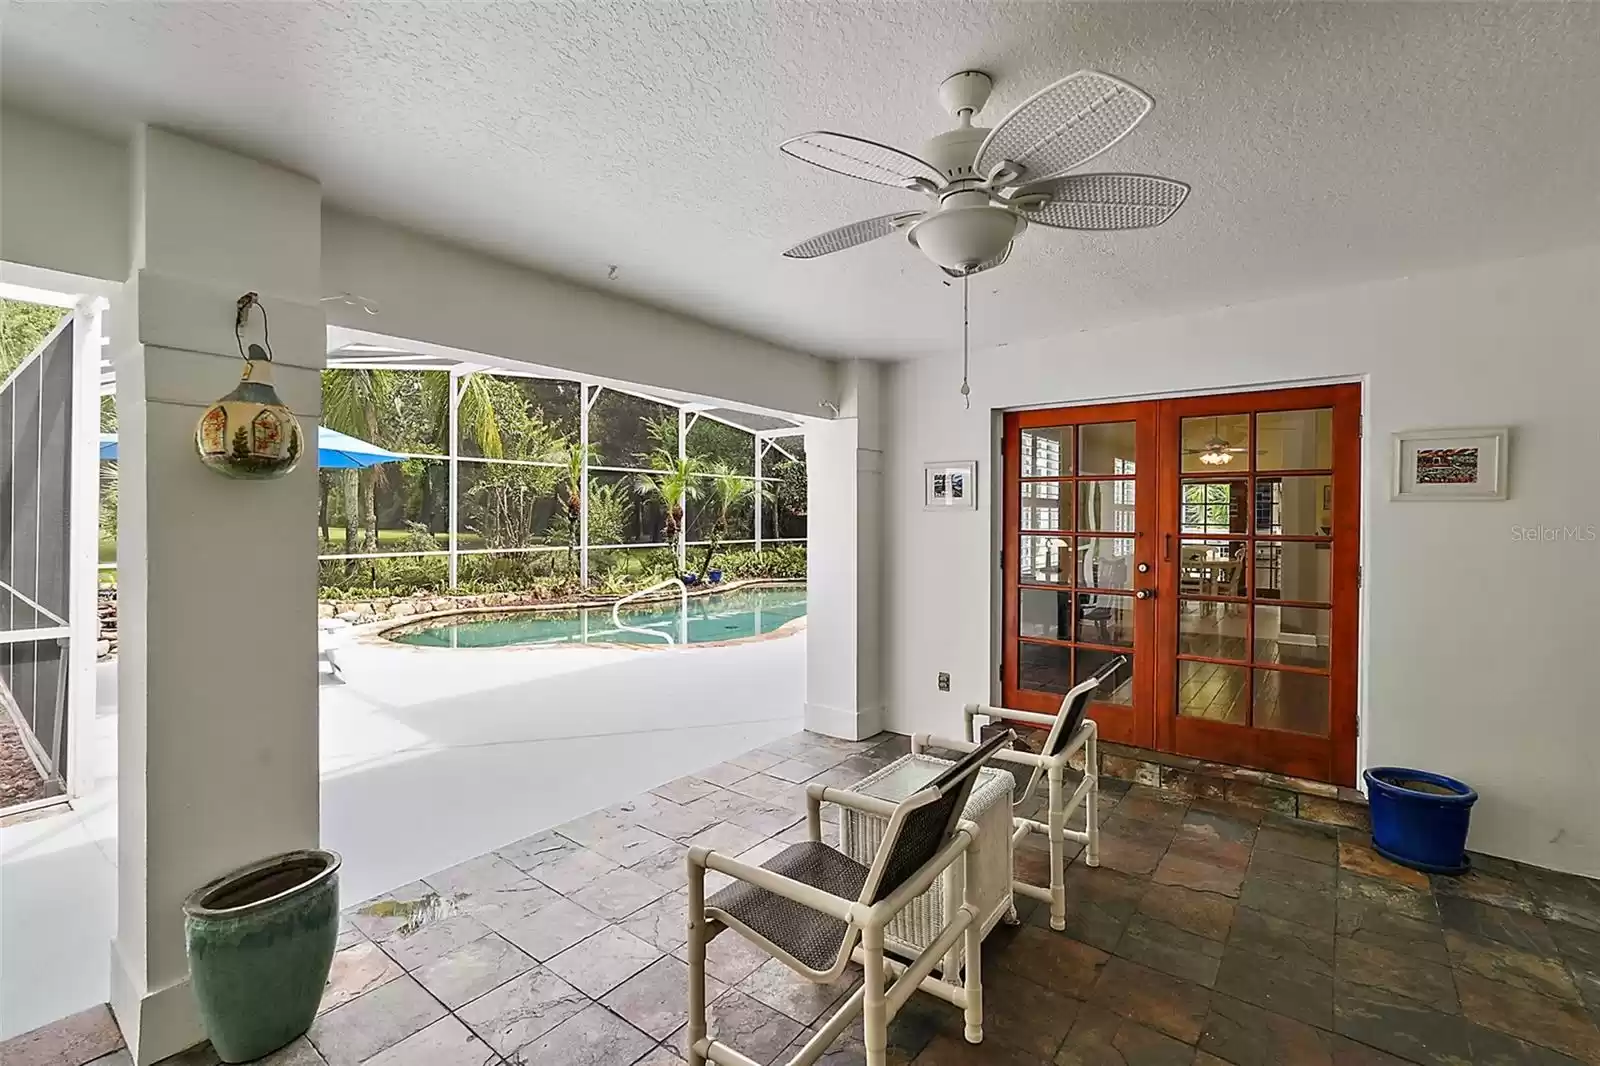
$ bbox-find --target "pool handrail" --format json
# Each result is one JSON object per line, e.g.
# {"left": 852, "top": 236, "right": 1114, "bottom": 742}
{"left": 611, "top": 578, "right": 689, "bottom": 644}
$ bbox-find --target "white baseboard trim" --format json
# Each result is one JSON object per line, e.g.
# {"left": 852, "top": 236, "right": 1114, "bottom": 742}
{"left": 804, "top": 701, "right": 885, "bottom": 741}
{"left": 110, "top": 939, "right": 203, "bottom": 1066}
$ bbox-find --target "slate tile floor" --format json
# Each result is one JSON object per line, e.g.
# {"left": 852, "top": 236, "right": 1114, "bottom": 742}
{"left": 10, "top": 730, "right": 1600, "bottom": 1066}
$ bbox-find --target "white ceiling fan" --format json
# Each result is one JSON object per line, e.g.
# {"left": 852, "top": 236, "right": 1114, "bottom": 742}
{"left": 780, "top": 69, "right": 1190, "bottom": 277}
{"left": 1183, "top": 419, "right": 1293, "bottom": 465}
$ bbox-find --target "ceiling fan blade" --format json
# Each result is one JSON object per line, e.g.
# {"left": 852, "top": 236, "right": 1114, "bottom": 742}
{"left": 976, "top": 71, "right": 1153, "bottom": 185}
{"left": 940, "top": 241, "right": 1011, "bottom": 278}
{"left": 1011, "top": 173, "right": 1188, "bottom": 230}
{"left": 783, "top": 211, "right": 924, "bottom": 259}
{"left": 780, "top": 132, "right": 947, "bottom": 191}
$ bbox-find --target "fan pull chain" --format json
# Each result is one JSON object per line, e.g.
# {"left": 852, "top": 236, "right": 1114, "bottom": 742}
{"left": 960, "top": 273, "right": 971, "bottom": 410}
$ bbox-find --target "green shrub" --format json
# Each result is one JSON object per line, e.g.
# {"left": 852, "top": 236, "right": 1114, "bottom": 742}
{"left": 715, "top": 545, "right": 806, "bottom": 580}
{"left": 316, "top": 543, "right": 805, "bottom": 600}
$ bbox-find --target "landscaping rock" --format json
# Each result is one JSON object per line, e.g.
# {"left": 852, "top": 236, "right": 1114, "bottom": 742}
{"left": 391, "top": 602, "right": 416, "bottom": 617}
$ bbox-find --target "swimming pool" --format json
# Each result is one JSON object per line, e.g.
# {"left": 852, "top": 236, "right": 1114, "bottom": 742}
{"left": 387, "top": 584, "right": 807, "bottom": 649}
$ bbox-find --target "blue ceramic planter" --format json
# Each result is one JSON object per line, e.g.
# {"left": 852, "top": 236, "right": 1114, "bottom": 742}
{"left": 184, "top": 850, "right": 341, "bottom": 1063}
{"left": 1364, "top": 768, "right": 1476, "bottom": 875}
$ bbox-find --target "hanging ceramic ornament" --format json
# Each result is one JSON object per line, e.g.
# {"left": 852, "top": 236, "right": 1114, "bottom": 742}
{"left": 195, "top": 293, "right": 304, "bottom": 480}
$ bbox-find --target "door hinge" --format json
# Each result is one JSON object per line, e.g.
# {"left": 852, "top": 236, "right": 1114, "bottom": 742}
{"left": 1358, "top": 413, "right": 1364, "bottom": 437}
{"left": 1358, "top": 565, "right": 1363, "bottom": 588}
{"left": 998, "top": 547, "right": 1004, "bottom": 574}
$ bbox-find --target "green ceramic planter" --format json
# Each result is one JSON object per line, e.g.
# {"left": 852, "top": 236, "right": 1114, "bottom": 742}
{"left": 183, "top": 849, "right": 341, "bottom": 1063}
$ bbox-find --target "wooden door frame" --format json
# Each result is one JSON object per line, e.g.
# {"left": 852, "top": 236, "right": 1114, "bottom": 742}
{"left": 1152, "top": 383, "right": 1361, "bottom": 785}
{"left": 1000, "top": 382, "right": 1363, "bottom": 786}
{"left": 1002, "top": 401, "right": 1159, "bottom": 749}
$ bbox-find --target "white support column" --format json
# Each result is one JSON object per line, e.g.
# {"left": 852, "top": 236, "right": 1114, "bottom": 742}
{"left": 677, "top": 406, "right": 688, "bottom": 575}
{"left": 111, "top": 127, "right": 324, "bottom": 1065}
{"left": 580, "top": 383, "right": 598, "bottom": 588}
{"left": 754, "top": 437, "right": 764, "bottom": 554}
{"left": 447, "top": 367, "right": 463, "bottom": 589}
{"left": 804, "top": 360, "right": 884, "bottom": 740}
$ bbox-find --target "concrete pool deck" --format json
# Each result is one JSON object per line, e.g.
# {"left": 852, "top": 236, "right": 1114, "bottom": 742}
{"left": 0, "top": 629, "right": 805, "bottom": 1040}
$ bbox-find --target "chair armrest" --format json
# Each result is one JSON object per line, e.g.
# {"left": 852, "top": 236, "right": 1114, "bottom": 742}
{"left": 805, "top": 783, "right": 900, "bottom": 820}
{"left": 966, "top": 704, "right": 1060, "bottom": 729}
{"left": 689, "top": 847, "right": 857, "bottom": 923}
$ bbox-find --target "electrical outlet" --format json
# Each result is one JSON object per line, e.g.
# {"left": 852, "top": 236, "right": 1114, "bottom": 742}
{"left": 937, "top": 672, "right": 950, "bottom": 692}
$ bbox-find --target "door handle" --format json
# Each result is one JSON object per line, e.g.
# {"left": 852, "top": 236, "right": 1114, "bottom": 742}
{"left": 1136, "top": 588, "right": 1156, "bottom": 600}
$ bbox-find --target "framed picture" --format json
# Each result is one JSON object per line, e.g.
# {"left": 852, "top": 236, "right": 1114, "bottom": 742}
{"left": 925, "top": 460, "right": 978, "bottom": 510}
{"left": 1391, "top": 427, "right": 1509, "bottom": 501}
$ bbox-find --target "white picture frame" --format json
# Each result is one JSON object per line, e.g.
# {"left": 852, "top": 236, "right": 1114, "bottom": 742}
{"left": 1391, "top": 426, "right": 1509, "bottom": 501}
{"left": 924, "top": 460, "right": 978, "bottom": 510}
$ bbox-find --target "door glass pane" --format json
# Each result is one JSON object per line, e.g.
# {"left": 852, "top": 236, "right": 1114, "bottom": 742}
{"left": 1181, "top": 414, "right": 1249, "bottom": 474}
{"left": 1077, "top": 648, "right": 1134, "bottom": 704}
{"left": 1021, "top": 427, "right": 1071, "bottom": 477}
{"left": 1019, "top": 589, "right": 1073, "bottom": 641}
{"left": 1078, "top": 422, "right": 1137, "bottom": 475}
{"left": 1257, "top": 408, "right": 1333, "bottom": 471}
{"left": 1178, "top": 601, "right": 1248, "bottom": 660}
{"left": 1021, "top": 480, "right": 1071, "bottom": 530}
{"left": 1255, "top": 476, "right": 1331, "bottom": 536}
{"left": 1078, "top": 480, "right": 1136, "bottom": 532}
{"left": 1254, "top": 542, "right": 1330, "bottom": 602}
{"left": 1178, "top": 539, "right": 1246, "bottom": 598}
{"left": 1019, "top": 642, "right": 1073, "bottom": 694}
{"left": 1177, "top": 661, "right": 1248, "bottom": 723}
{"left": 1018, "top": 535, "right": 1072, "bottom": 585}
{"left": 1178, "top": 479, "right": 1248, "bottom": 536}
{"left": 1253, "top": 669, "right": 1329, "bottom": 735}
{"left": 1077, "top": 538, "right": 1134, "bottom": 589}
{"left": 1076, "top": 593, "right": 1133, "bottom": 647}
{"left": 1253, "top": 605, "right": 1331, "bottom": 670}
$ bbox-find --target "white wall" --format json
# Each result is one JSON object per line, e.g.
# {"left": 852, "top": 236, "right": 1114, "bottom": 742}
{"left": 0, "top": 108, "right": 129, "bottom": 282}
{"left": 885, "top": 244, "right": 1600, "bottom": 877}
{"left": 0, "top": 109, "right": 833, "bottom": 418}
{"left": 320, "top": 209, "right": 832, "bottom": 417}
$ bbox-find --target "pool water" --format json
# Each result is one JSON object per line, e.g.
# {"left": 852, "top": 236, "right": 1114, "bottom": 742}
{"left": 389, "top": 585, "right": 807, "bottom": 649}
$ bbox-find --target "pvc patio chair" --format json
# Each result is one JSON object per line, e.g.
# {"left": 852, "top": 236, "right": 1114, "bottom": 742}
{"left": 317, "top": 618, "right": 348, "bottom": 680}
{"left": 686, "top": 730, "right": 1015, "bottom": 1066}
{"left": 911, "top": 654, "right": 1127, "bottom": 931}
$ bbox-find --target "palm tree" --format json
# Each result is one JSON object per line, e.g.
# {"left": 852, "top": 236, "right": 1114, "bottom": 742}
{"left": 322, "top": 369, "right": 396, "bottom": 559}
{"left": 421, "top": 371, "right": 505, "bottom": 459}
{"left": 557, "top": 441, "right": 597, "bottom": 577}
{"left": 634, "top": 456, "right": 704, "bottom": 569}
{"left": 695, "top": 464, "right": 767, "bottom": 579}
{"left": 403, "top": 370, "right": 511, "bottom": 536}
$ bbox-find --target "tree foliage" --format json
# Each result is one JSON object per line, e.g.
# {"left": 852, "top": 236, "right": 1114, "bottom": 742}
{"left": 0, "top": 299, "right": 69, "bottom": 384}
{"left": 308, "top": 367, "right": 804, "bottom": 595}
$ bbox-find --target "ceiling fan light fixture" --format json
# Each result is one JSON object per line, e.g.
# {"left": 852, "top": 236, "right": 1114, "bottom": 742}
{"left": 905, "top": 192, "right": 1020, "bottom": 273}
{"left": 1198, "top": 436, "right": 1235, "bottom": 465}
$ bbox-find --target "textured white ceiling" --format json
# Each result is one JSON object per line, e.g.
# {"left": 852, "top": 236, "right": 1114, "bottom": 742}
{"left": 4, "top": 2, "right": 1598, "bottom": 361}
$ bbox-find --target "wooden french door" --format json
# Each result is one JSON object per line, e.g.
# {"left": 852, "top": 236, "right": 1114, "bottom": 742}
{"left": 1003, "top": 402, "right": 1160, "bottom": 748}
{"left": 1003, "top": 384, "right": 1361, "bottom": 785}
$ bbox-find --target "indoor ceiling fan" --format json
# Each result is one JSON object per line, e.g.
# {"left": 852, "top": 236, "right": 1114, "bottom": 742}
{"left": 1182, "top": 418, "right": 1290, "bottom": 466}
{"left": 780, "top": 68, "right": 1190, "bottom": 278}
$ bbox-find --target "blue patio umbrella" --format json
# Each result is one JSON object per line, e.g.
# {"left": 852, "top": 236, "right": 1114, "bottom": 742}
{"left": 99, "top": 427, "right": 405, "bottom": 469}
